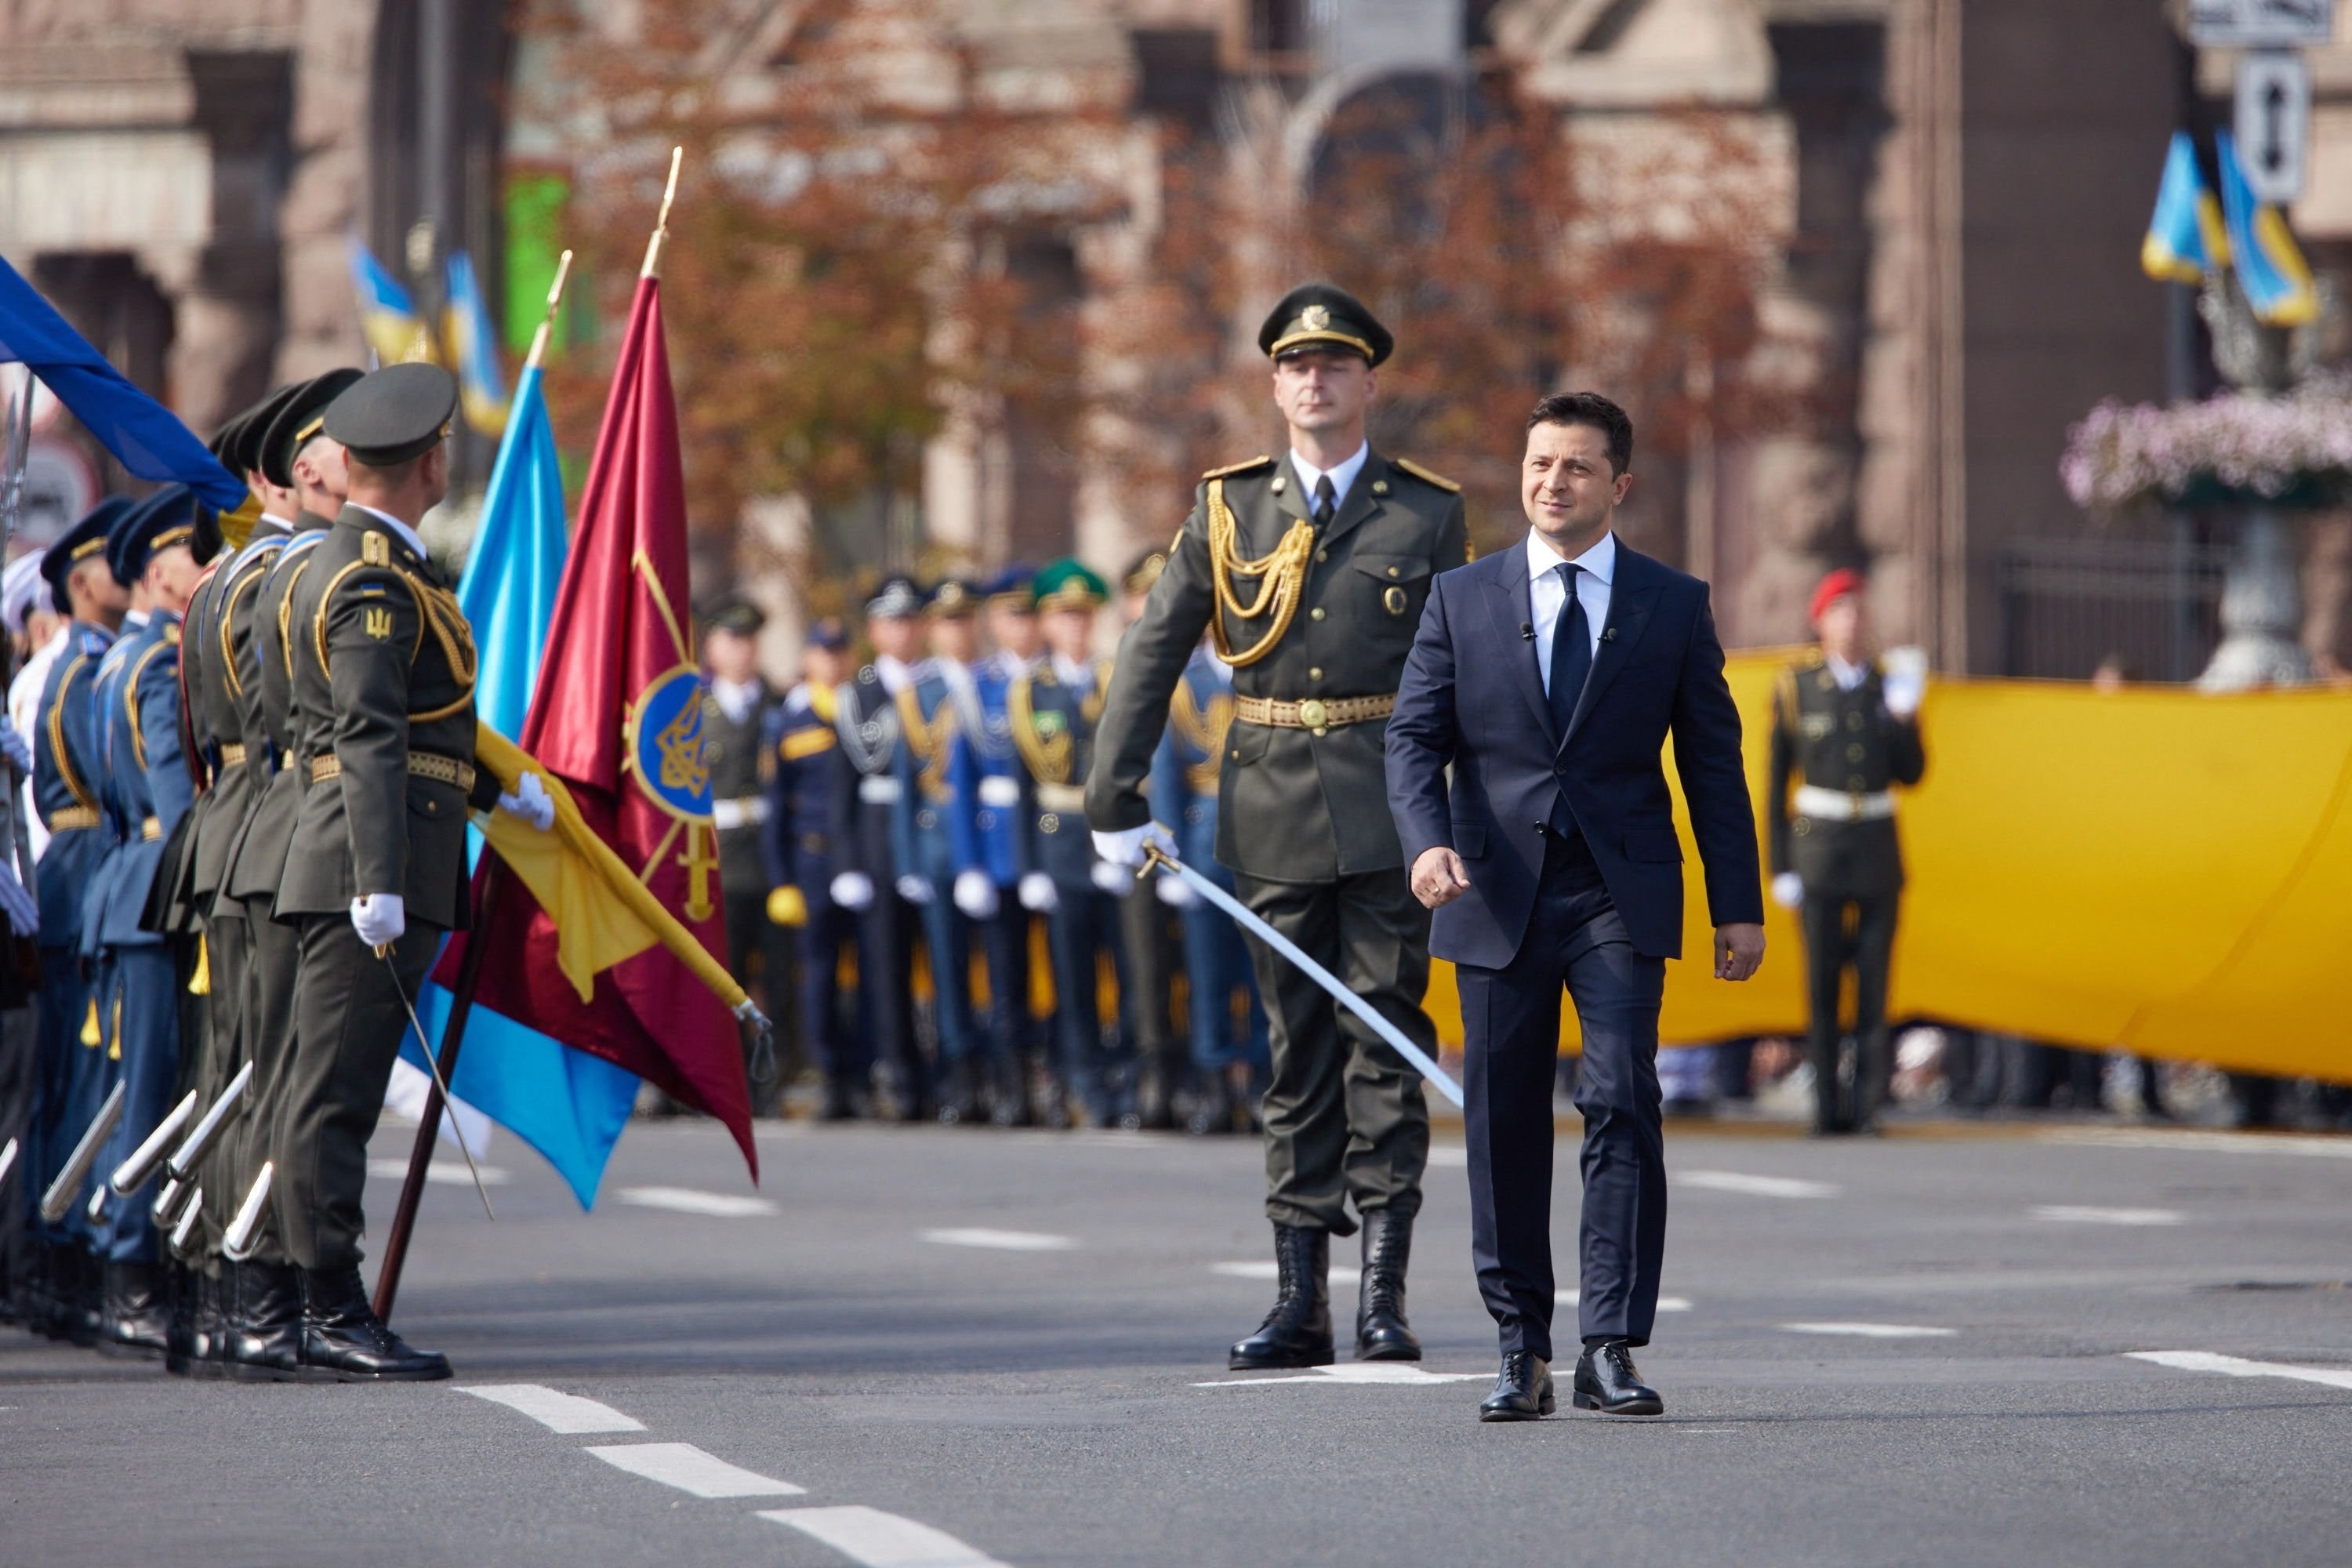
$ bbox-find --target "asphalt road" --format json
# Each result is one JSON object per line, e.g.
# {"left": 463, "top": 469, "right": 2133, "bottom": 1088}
{"left": 6, "top": 1114, "right": 2351, "bottom": 1567}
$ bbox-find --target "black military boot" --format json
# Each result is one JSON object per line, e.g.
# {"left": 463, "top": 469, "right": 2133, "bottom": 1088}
{"left": 27, "top": 1240, "right": 64, "bottom": 1339}
{"left": 97, "top": 1260, "right": 171, "bottom": 1359}
{"left": 938, "top": 1059, "right": 980, "bottom": 1126}
{"left": 1229, "top": 1224, "right": 1334, "bottom": 1370}
{"left": 164, "top": 1262, "right": 198, "bottom": 1376}
{"left": 989, "top": 1054, "right": 1033, "bottom": 1127}
{"left": 187, "top": 1266, "right": 230, "bottom": 1379}
{"left": 1355, "top": 1208, "right": 1421, "bottom": 1362}
{"left": 67, "top": 1247, "right": 100, "bottom": 1347}
{"left": 299, "top": 1264, "right": 451, "bottom": 1381}
{"left": 227, "top": 1261, "right": 303, "bottom": 1382}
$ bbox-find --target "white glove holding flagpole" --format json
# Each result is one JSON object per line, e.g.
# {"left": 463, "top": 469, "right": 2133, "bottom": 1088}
{"left": 496, "top": 771, "right": 556, "bottom": 832}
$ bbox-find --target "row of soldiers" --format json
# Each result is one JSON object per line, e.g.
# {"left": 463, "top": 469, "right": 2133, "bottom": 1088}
{"left": 720, "top": 559, "right": 1270, "bottom": 1133}
{"left": 2, "top": 360, "right": 541, "bottom": 1381}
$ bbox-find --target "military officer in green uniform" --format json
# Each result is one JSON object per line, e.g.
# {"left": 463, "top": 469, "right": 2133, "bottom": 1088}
{"left": 701, "top": 599, "right": 785, "bottom": 1113}
{"left": 1767, "top": 568, "right": 1926, "bottom": 1137}
{"left": 1087, "top": 283, "right": 1468, "bottom": 1369}
{"left": 271, "top": 363, "right": 552, "bottom": 1380}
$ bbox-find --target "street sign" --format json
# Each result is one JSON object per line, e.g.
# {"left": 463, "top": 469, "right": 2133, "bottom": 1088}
{"left": 2188, "top": 0, "right": 2335, "bottom": 47}
{"left": 2235, "top": 50, "right": 2311, "bottom": 203}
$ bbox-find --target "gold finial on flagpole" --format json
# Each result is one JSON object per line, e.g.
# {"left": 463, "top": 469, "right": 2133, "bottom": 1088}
{"left": 641, "top": 146, "right": 684, "bottom": 280}
{"left": 524, "top": 248, "right": 575, "bottom": 372}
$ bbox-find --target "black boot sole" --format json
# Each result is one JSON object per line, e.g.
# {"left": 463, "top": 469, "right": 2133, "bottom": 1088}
{"left": 228, "top": 1356, "right": 303, "bottom": 1383}
{"left": 1356, "top": 1338, "right": 1423, "bottom": 1363}
{"left": 298, "top": 1361, "right": 453, "bottom": 1383}
{"left": 1479, "top": 1393, "right": 1556, "bottom": 1422}
{"left": 94, "top": 1337, "right": 167, "bottom": 1361}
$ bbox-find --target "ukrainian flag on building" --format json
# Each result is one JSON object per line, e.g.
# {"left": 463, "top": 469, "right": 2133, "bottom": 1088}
{"left": 2214, "top": 130, "right": 2319, "bottom": 328}
{"left": 347, "top": 237, "right": 431, "bottom": 365}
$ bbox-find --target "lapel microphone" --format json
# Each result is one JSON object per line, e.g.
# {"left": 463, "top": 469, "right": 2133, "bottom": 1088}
{"left": 1519, "top": 623, "right": 1534, "bottom": 641}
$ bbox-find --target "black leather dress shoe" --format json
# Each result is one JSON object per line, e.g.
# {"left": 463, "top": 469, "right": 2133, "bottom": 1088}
{"left": 299, "top": 1265, "right": 452, "bottom": 1381}
{"left": 1229, "top": 1224, "right": 1334, "bottom": 1370}
{"left": 1355, "top": 1209, "right": 1421, "bottom": 1362}
{"left": 1478, "top": 1352, "right": 1555, "bottom": 1421}
{"left": 1573, "top": 1339, "right": 1663, "bottom": 1415}
{"left": 229, "top": 1261, "right": 304, "bottom": 1382}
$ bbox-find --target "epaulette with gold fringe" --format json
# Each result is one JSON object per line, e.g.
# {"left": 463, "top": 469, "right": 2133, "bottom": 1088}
{"left": 1201, "top": 455, "right": 1274, "bottom": 481}
{"left": 1393, "top": 457, "right": 1460, "bottom": 493}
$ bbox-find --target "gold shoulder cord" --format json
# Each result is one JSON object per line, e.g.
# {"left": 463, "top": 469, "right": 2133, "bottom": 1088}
{"left": 218, "top": 557, "right": 269, "bottom": 699}
{"left": 1205, "top": 477, "right": 1316, "bottom": 668}
{"left": 310, "top": 564, "right": 479, "bottom": 723}
{"left": 45, "top": 655, "right": 96, "bottom": 811}
{"left": 278, "top": 558, "right": 312, "bottom": 677}
{"left": 123, "top": 642, "right": 171, "bottom": 770}
{"left": 892, "top": 685, "right": 955, "bottom": 800}
{"left": 1006, "top": 674, "right": 1070, "bottom": 786}
{"left": 1775, "top": 666, "right": 1801, "bottom": 736}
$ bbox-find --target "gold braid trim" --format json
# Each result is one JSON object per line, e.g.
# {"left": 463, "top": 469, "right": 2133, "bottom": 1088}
{"left": 1168, "top": 675, "right": 1232, "bottom": 796}
{"left": 892, "top": 684, "right": 956, "bottom": 802}
{"left": 218, "top": 558, "right": 267, "bottom": 699}
{"left": 45, "top": 655, "right": 96, "bottom": 812}
{"left": 278, "top": 558, "right": 312, "bottom": 677}
{"left": 311, "top": 564, "right": 478, "bottom": 723}
{"left": 1205, "top": 477, "right": 1316, "bottom": 669}
{"left": 1006, "top": 673, "right": 1071, "bottom": 786}
{"left": 124, "top": 642, "right": 171, "bottom": 769}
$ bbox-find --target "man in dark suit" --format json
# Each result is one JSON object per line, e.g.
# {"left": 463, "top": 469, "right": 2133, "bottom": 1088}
{"left": 1385, "top": 391, "right": 1765, "bottom": 1421}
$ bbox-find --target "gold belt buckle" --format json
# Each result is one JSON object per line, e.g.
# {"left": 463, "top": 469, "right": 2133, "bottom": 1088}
{"left": 1296, "top": 698, "right": 1328, "bottom": 730}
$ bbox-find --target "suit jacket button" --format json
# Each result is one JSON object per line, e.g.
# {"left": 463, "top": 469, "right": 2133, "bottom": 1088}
{"left": 1309, "top": 607, "right": 1326, "bottom": 622}
{"left": 1308, "top": 666, "right": 1323, "bottom": 681}
{"left": 1315, "top": 547, "right": 1328, "bottom": 563}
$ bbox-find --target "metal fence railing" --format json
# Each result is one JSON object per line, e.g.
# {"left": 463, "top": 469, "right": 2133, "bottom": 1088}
{"left": 1995, "top": 534, "right": 2230, "bottom": 682}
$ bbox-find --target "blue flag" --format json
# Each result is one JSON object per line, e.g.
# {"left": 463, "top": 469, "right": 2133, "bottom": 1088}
{"left": 402, "top": 360, "right": 641, "bottom": 1208}
{"left": 443, "top": 251, "right": 510, "bottom": 437}
{"left": 2215, "top": 130, "right": 2318, "bottom": 327}
{"left": 2142, "top": 131, "right": 2224, "bottom": 285}
{"left": 0, "top": 258, "right": 244, "bottom": 510}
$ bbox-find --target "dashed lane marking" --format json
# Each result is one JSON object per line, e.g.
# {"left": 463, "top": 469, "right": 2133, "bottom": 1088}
{"left": 2126, "top": 1350, "right": 2352, "bottom": 1392}
{"left": 760, "top": 1505, "right": 1012, "bottom": 1567}
{"left": 1676, "top": 1170, "right": 1837, "bottom": 1200}
{"left": 1212, "top": 1260, "right": 1359, "bottom": 1286}
{"left": 2047, "top": 1127, "right": 2352, "bottom": 1161}
{"left": 1780, "top": 1322, "right": 1958, "bottom": 1339}
{"left": 920, "top": 1227, "right": 1076, "bottom": 1251}
{"left": 1557, "top": 1289, "right": 1693, "bottom": 1313}
{"left": 459, "top": 1384, "right": 645, "bottom": 1433}
{"left": 1194, "top": 1363, "right": 1492, "bottom": 1388}
{"left": 615, "top": 1186, "right": 780, "bottom": 1218}
{"left": 366, "top": 1159, "right": 512, "bottom": 1186}
{"left": 2031, "top": 1204, "right": 2182, "bottom": 1227}
{"left": 583, "top": 1442, "right": 806, "bottom": 1498}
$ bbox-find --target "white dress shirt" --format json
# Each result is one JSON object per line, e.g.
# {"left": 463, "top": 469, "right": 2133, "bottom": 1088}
{"left": 709, "top": 676, "right": 761, "bottom": 727}
{"left": 1824, "top": 653, "right": 1867, "bottom": 691}
{"left": 873, "top": 654, "right": 916, "bottom": 697}
{"left": 1525, "top": 528, "right": 1617, "bottom": 693}
{"left": 1289, "top": 442, "right": 1370, "bottom": 518}
{"left": 1051, "top": 652, "right": 1095, "bottom": 691}
{"left": 350, "top": 502, "right": 430, "bottom": 564}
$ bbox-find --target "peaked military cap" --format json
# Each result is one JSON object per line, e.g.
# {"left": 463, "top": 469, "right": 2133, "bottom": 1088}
{"left": 1258, "top": 281, "right": 1392, "bottom": 367}
{"left": 706, "top": 598, "right": 767, "bottom": 637}
{"left": 1032, "top": 557, "right": 1108, "bottom": 612}
{"left": 925, "top": 579, "right": 980, "bottom": 619}
{"left": 805, "top": 615, "right": 851, "bottom": 652}
{"left": 216, "top": 381, "right": 303, "bottom": 478}
{"left": 866, "top": 574, "right": 924, "bottom": 621}
{"left": 325, "top": 361, "right": 458, "bottom": 470}
{"left": 982, "top": 564, "right": 1037, "bottom": 609}
{"left": 259, "top": 368, "right": 364, "bottom": 488}
{"left": 42, "top": 497, "right": 131, "bottom": 612}
{"left": 108, "top": 484, "right": 197, "bottom": 584}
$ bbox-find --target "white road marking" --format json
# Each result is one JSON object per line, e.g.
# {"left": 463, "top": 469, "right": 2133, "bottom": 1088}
{"left": 1780, "top": 1322, "right": 1958, "bottom": 1339}
{"left": 1556, "top": 1289, "right": 1693, "bottom": 1312}
{"left": 459, "top": 1383, "right": 645, "bottom": 1433}
{"left": 1426, "top": 1146, "right": 1469, "bottom": 1168}
{"left": 615, "top": 1186, "right": 779, "bottom": 1218}
{"left": 920, "top": 1227, "right": 1076, "bottom": 1251}
{"left": 2048, "top": 1127, "right": 2352, "bottom": 1161}
{"left": 1212, "top": 1260, "right": 1360, "bottom": 1286}
{"left": 761, "top": 1505, "right": 1010, "bottom": 1567}
{"left": 1675, "top": 1170, "right": 1837, "bottom": 1200}
{"left": 1195, "top": 1363, "right": 1491, "bottom": 1388}
{"left": 2127, "top": 1350, "right": 2352, "bottom": 1392}
{"left": 583, "top": 1442, "right": 805, "bottom": 1497}
{"left": 366, "top": 1158, "right": 512, "bottom": 1187}
{"left": 2031, "top": 1204, "right": 2181, "bottom": 1227}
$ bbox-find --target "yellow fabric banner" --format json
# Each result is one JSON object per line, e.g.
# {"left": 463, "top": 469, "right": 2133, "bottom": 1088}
{"left": 1425, "top": 653, "right": 2352, "bottom": 1081}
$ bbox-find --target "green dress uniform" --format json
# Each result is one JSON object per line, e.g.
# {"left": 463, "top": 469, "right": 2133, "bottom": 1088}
{"left": 1767, "top": 652, "right": 1926, "bottom": 1134}
{"left": 1086, "top": 283, "right": 1466, "bottom": 1367}
{"left": 702, "top": 657, "right": 785, "bottom": 1113}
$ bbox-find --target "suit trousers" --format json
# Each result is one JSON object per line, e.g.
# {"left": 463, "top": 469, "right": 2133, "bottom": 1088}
{"left": 1457, "top": 834, "right": 1667, "bottom": 1360}
{"left": 1233, "top": 866, "right": 1434, "bottom": 1236}
{"left": 234, "top": 891, "right": 302, "bottom": 1265}
{"left": 1799, "top": 891, "right": 1898, "bottom": 1131}
{"left": 278, "top": 915, "right": 441, "bottom": 1272}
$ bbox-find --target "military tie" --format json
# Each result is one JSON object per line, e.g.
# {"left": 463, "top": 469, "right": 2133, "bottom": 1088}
{"left": 1548, "top": 562, "right": 1590, "bottom": 738}
{"left": 1312, "top": 474, "right": 1337, "bottom": 530}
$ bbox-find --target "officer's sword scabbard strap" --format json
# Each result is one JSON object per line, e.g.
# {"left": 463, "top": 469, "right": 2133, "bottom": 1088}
{"left": 1204, "top": 478, "right": 1315, "bottom": 669}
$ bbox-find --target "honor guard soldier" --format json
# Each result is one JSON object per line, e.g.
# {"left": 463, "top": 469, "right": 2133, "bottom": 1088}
{"left": 916, "top": 579, "right": 995, "bottom": 1123}
{"left": 1768, "top": 569, "right": 1926, "bottom": 1136}
{"left": 763, "top": 618, "right": 862, "bottom": 1120}
{"left": 701, "top": 600, "right": 786, "bottom": 1114}
{"left": 1145, "top": 631, "right": 1268, "bottom": 1136}
{"left": 273, "top": 363, "right": 551, "bottom": 1381}
{"left": 84, "top": 485, "right": 208, "bottom": 1358}
{"left": 24, "top": 501, "right": 130, "bottom": 1343}
{"left": 1086, "top": 283, "right": 1467, "bottom": 1367}
{"left": 826, "top": 576, "right": 936, "bottom": 1122}
{"left": 1114, "top": 550, "right": 1188, "bottom": 1129}
{"left": 956, "top": 567, "right": 1047, "bottom": 1125}
{"left": 1014, "top": 559, "right": 1130, "bottom": 1129}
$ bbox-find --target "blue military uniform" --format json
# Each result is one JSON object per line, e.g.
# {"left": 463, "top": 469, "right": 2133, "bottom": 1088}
{"left": 1147, "top": 642, "right": 1267, "bottom": 1133}
{"left": 762, "top": 627, "right": 865, "bottom": 1118}
{"left": 896, "top": 641, "right": 984, "bottom": 1119}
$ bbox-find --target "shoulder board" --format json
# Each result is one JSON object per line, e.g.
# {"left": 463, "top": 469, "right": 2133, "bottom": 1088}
{"left": 1201, "top": 455, "right": 1274, "bottom": 481}
{"left": 1392, "top": 458, "right": 1461, "bottom": 493}
{"left": 1797, "top": 650, "right": 1825, "bottom": 670}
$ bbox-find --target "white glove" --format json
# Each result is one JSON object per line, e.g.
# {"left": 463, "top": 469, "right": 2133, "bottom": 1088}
{"left": 1017, "top": 872, "right": 1058, "bottom": 913}
{"left": 1153, "top": 872, "right": 1197, "bottom": 909}
{"left": 1882, "top": 646, "right": 1927, "bottom": 720}
{"left": 0, "top": 726, "right": 31, "bottom": 775}
{"left": 829, "top": 871, "right": 875, "bottom": 912}
{"left": 1091, "top": 822, "right": 1175, "bottom": 869}
{"left": 1771, "top": 872, "right": 1804, "bottom": 911}
{"left": 953, "top": 869, "right": 1000, "bottom": 920}
{"left": 1090, "top": 858, "right": 1135, "bottom": 897}
{"left": 0, "top": 865, "right": 36, "bottom": 936}
{"left": 895, "top": 873, "right": 935, "bottom": 906}
{"left": 496, "top": 771, "right": 556, "bottom": 832}
{"left": 350, "top": 891, "right": 406, "bottom": 948}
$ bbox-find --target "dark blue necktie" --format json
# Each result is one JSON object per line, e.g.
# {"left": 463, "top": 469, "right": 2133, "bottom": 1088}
{"left": 1548, "top": 562, "right": 1590, "bottom": 739}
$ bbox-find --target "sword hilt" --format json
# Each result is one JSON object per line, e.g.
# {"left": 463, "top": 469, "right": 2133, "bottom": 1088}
{"left": 1138, "top": 839, "right": 1175, "bottom": 882}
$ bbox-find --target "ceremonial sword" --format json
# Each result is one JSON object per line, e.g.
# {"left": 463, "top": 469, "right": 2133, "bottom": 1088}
{"left": 379, "top": 947, "right": 496, "bottom": 1220}
{"left": 1139, "top": 842, "right": 1465, "bottom": 1109}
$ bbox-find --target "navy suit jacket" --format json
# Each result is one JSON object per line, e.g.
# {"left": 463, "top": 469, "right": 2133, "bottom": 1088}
{"left": 1385, "top": 536, "right": 1763, "bottom": 967}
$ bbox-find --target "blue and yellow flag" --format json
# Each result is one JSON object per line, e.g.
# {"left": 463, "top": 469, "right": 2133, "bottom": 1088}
{"left": 347, "top": 237, "right": 431, "bottom": 365}
{"left": 443, "top": 250, "right": 510, "bottom": 437}
{"left": 2215, "top": 130, "right": 2318, "bottom": 327}
{"left": 2141, "top": 130, "right": 2227, "bottom": 285}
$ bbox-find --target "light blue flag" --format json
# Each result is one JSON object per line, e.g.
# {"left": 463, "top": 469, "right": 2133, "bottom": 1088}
{"left": 401, "top": 360, "right": 640, "bottom": 1208}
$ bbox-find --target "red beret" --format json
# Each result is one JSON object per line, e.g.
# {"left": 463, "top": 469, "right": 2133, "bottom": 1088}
{"left": 1809, "top": 568, "right": 1864, "bottom": 625}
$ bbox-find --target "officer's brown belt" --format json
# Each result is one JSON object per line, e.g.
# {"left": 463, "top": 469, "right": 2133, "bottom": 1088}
{"left": 1232, "top": 692, "right": 1396, "bottom": 731}
{"left": 308, "top": 750, "right": 477, "bottom": 793}
{"left": 48, "top": 807, "right": 99, "bottom": 832}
